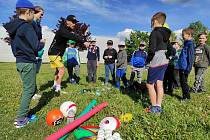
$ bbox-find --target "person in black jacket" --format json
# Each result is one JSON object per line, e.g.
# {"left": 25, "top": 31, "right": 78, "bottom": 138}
{"left": 3, "top": 0, "right": 39, "bottom": 128}
{"left": 103, "top": 40, "right": 117, "bottom": 85}
{"left": 146, "top": 12, "right": 171, "bottom": 113}
{"left": 48, "top": 15, "right": 88, "bottom": 92}
{"left": 87, "top": 38, "right": 100, "bottom": 83}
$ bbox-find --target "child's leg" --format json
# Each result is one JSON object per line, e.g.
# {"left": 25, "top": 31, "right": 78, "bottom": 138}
{"left": 116, "top": 69, "right": 121, "bottom": 89}
{"left": 129, "top": 70, "right": 135, "bottom": 85}
{"left": 105, "top": 64, "right": 109, "bottom": 84}
{"left": 92, "top": 60, "right": 97, "bottom": 83}
{"left": 16, "top": 63, "right": 36, "bottom": 118}
{"left": 110, "top": 64, "right": 115, "bottom": 83}
{"left": 55, "top": 67, "right": 65, "bottom": 91}
{"left": 192, "top": 67, "right": 206, "bottom": 92}
{"left": 121, "top": 69, "right": 128, "bottom": 87}
{"left": 87, "top": 60, "right": 92, "bottom": 82}
{"left": 67, "top": 64, "right": 74, "bottom": 80}
{"left": 174, "top": 69, "right": 180, "bottom": 87}
{"left": 179, "top": 70, "right": 190, "bottom": 99}
{"left": 74, "top": 65, "right": 80, "bottom": 83}
{"left": 156, "top": 80, "right": 164, "bottom": 106}
{"left": 146, "top": 83, "right": 156, "bottom": 106}
{"left": 137, "top": 68, "right": 143, "bottom": 84}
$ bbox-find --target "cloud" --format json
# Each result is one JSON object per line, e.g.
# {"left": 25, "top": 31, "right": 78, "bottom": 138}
{"left": 116, "top": 28, "right": 134, "bottom": 42}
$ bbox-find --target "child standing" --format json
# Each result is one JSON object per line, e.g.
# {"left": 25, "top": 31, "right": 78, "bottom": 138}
{"left": 116, "top": 44, "right": 128, "bottom": 89}
{"left": 87, "top": 38, "right": 100, "bottom": 83}
{"left": 63, "top": 40, "right": 80, "bottom": 84}
{"left": 178, "top": 28, "right": 195, "bottom": 100}
{"left": 103, "top": 40, "right": 118, "bottom": 85}
{"left": 130, "top": 41, "right": 147, "bottom": 85}
{"left": 146, "top": 12, "right": 171, "bottom": 113}
{"left": 3, "top": 0, "right": 39, "bottom": 128}
{"left": 173, "top": 41, "right": 182, "bottom": 88}
{"left": 191, "top": 32, "right": 210, "bottom": 93}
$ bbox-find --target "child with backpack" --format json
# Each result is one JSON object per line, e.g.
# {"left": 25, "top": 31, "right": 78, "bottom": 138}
{"left": 116, "top": 43, "right": 128, "bottom": 89}
{"left": 178, "top": 28, "right": 195, "bottom": 100}
{"left": 63, "top": 40, "right": 80, "bottom": 84}
{"left": 191, "top": 32, "right": 210, "bottom": 93}
{"left": 130, "top": 41, "right": 147, "bottom": 85}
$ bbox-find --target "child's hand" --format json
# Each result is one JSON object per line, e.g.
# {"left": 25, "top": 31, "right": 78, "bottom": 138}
{"left": 84, "top": 42, "right": 90, "bottom": 48}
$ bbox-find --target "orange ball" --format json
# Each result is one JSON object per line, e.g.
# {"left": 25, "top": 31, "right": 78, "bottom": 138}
{"left": 46, "top": 109, "right": 64, "bottom": 126}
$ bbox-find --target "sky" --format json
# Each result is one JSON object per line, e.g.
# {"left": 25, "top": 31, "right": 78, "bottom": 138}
{"left": 0, "top": 0, "right": 210, "bottom": 36}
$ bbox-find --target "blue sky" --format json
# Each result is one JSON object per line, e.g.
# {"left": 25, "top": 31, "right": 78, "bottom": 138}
{"left": 0, "top": 0, "right": 210, "bottom": 36}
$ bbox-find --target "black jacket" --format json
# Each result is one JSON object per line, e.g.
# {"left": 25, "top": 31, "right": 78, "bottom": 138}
{"left": 48, "top": 23, "right": 84, "bottom": 57}
{"left": 146, "top": 27, "right": 171, "bottom": 63}
{"left": 103, "top": 48, "right": 117, "bottom": 64}
{"left": 3, "top": 18, "right": 39, "bottom": 63}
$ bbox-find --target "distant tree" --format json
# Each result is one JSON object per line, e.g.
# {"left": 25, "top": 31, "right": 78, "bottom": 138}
{"left": 170, "top": 32, "right": 177, "bottom": 42}
{"left": 125, "top": 31, "right": 149, "bottom": 62}
{"left": 188, "top": 21, "right": 209, "bottom": 45}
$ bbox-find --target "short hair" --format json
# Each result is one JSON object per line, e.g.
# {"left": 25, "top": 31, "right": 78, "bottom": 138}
{"left": 16, "top": 8, "right": 33, "bottom": 16}
{"left": 151, "top": 12, "right": 166, "bottom": 26}
{"left": 198, "top": 32, "right": 208, "bottom": 38}
{"left": 34, "top": 6, "right": 44, "bottom": 14}
{"left": 182, "top": 28, "right": 194, "bottom": 36}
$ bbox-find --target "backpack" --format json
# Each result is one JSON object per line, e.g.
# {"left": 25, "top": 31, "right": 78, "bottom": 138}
{"left": 165, "top": 43, "right": 176, "bottom": 60}
{"left": 132, "top": 51, "right": 146, "bottom": 68}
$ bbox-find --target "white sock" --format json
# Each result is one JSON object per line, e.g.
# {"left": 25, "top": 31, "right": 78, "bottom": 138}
{"left": 53, "top": 81, "right": 57, "bottom": 86}
{"left": 156, "top": 104, "right": 161, "bottom": 107}
{"left": 56, "top": 85, "right": 61, "bottom": 90}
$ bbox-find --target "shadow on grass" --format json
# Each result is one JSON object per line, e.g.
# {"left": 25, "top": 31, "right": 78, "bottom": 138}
{"left": 39, "top": 80, "right": 54, "bottom": 91}
{"left": 28, "top": 90, "right": 59, "bottom": 115}
{"left": 165, "top": 91, "right": 183, "bottom": 100}
{"left": 122, "top": 81, "right": 150, "bottom": 108}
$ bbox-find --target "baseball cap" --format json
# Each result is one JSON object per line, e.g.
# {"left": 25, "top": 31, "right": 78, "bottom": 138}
{"left": 139, "top": 41, "right": 146, "bottom": 46}
{"left": 16, "top": 0, "right": 35, "bottom": 9}
{"left": 66, "top": 15, "right": 79, "bottom": 23}
{"left": 67, "top": 40, "right": 76, "bottom": 44}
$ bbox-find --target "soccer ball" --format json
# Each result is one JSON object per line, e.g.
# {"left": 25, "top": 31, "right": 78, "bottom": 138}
{"left": 60, "top": 101, "right": 77, "bottom": 117}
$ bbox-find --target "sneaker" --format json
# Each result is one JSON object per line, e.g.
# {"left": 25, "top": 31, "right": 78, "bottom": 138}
{"left": 155, "top": 106, "right": 163, "bottom": 113}
{"left": 146, "top": 106, "right": 158, "bottom": 113}
{"left": 55, "top": 87, "right": 61, "bottom": 93}
{"left": 32, "top": 94, "right": 41, "bottom": 100}
{"left": 51, "top": 85, "right": 56, "bottom": 90}
{"left": 14, "top": 117, "right": 29, "bottom": 128}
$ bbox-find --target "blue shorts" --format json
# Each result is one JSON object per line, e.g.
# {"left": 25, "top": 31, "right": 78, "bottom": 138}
{"left": 147, "top": 64, "right": 168, "bottom": 84}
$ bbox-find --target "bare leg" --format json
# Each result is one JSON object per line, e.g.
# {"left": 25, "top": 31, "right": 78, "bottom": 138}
{"left": 156, "top": 80, "right": 164, "bottom": 106}
{"left": 56, "top": 67, "right": 65, "bottom": 85}
{"left": 146, "top": 83, "right": 156, "bottom": 106}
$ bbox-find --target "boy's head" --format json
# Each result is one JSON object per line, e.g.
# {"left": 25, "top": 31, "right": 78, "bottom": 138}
{"left": 67, "top": 40, "right": 76, "bottom": 48}
{"left": 107, "top": 40, "right": 113, "bottom": 48}
{"left": 65, "top": 15, "right": 79, "bottom": 29}
{"left": 16, "top": 0, "right": 35, "bottom": 22}
{"left": 139, "top": 41, "right": 146, "bottom": 50}
{"left": 182, "top": 28, "right": 194, "bottom": 41}
{"left": 171, "top": 40, "right": 181, "bottom": 50}
{"left": 90, "top": 38, "right": 96, "bottom": 47}
{"left": 118, "top": 42, "right": 126, "bottom": 50}
{"left": 198, "top": 32, "right": 208, "bottom": 45}
{"left": 34, "top": 6, "right": 44, "bottom": 22}
{"left": 151, "top": 12, "right": 166, "bottom": 28}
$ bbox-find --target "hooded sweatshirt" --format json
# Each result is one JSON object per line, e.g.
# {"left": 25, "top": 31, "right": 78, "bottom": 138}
{"left": 48, "top": 22, "right": 84, "bottom": 57}
{"left": 3, "top": 18, "right": 39, "bottom": 63}
{"left": 147, "top": 27, "right": 171, "bottom": 65}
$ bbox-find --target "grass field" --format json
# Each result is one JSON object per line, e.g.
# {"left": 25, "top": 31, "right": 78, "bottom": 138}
{"left": 0, "top": 63, "right": 209, "bottom": 140}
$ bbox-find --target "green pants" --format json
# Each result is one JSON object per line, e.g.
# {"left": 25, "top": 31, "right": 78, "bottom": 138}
{"left": 16, "top": 63, "right": 36, "bottom": 118}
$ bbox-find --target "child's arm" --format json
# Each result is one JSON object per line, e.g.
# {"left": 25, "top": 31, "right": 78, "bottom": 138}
{"left": 146, "top": 31, "right": 157, "bottom": 64}
{"left": 97, "top": 47, "right": 100, "bottom": 61}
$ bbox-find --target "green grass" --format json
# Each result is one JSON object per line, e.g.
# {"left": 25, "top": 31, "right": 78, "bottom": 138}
{"left": 0, "top": 63, "right": 209, "bottom": 140}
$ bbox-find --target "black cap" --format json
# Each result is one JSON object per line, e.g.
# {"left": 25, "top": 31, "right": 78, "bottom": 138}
{"left": 66, "top": 15, "right": 79, "bottom": 23}
{"left": 107, "top": 40, "right": 113, "bottom": 45}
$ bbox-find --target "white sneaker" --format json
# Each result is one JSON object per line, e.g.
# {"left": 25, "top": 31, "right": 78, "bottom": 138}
{"left": 51, "top": 85, "right": 56, "bottom": 90}
{"left": 55, "top": 87, "right": 61, "bottom": 93}
{"left": 32, "top": 94, "right": 41, "bottom": 100}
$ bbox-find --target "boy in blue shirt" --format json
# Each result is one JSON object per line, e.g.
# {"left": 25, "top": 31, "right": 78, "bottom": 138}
{"left": 178, "top": 28, "right": 195, "bottom": 100}
{"left": 63, "top": 40, "right": 80, "bottom": 84}
{"left": 130, "top": 41, "right": 147, "bottom": 85}
{"left": 3, "top": 0, "right": 39, "bottom": 128}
